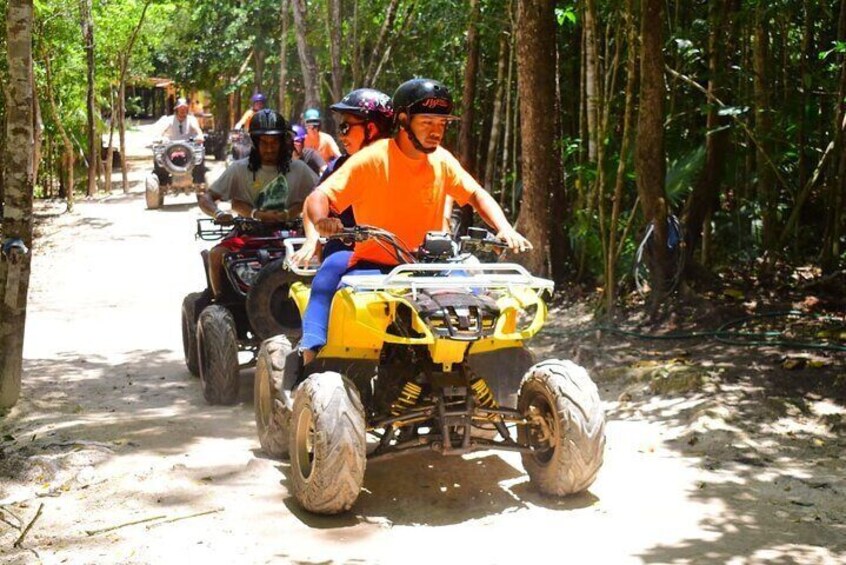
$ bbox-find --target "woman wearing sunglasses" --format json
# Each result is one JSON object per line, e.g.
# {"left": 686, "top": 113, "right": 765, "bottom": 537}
{"left": 291, "top": 88, "right": 395, "bottom": 364}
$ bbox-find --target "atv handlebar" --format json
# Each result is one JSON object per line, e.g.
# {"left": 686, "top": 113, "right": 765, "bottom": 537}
{"left": 195, "top": 216, "right": 302, "bottom": 241}
{"left": 283, "top": 226, "right": 515, "bottom": 277}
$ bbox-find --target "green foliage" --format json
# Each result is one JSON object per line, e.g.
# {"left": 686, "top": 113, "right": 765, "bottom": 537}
{"left": 665, "top": 145, "right": 705, "bottom": 209}
{"left": 2, "top": 0, "right": 842, "bottom": 281}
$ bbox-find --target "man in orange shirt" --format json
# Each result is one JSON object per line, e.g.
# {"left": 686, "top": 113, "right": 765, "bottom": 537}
{"left": 297, "top": 78, "right": 530, "bottom": 362}
{"left": 303, "top": 108, "right": 342, "bottom": 163}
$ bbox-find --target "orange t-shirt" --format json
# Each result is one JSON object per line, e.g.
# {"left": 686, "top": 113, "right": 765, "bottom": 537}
{"left": 319, "top": 139, "right": 480, "bottom": 267}
{"left": 305, "top": 131, "right": 341, "bottom": 163}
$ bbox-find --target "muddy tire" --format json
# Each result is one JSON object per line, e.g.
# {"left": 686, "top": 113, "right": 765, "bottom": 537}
{"left": 197, "top": 305, "right": 240, "bottom": 405}
{"left": 290, "top": 372, "right": 366, "bottom": 514}
{"left": 254, "top": 335, "right": 296, "bottom": 458}
{"left": 245, "top": 258, "right": 304, "bottom": 341}
{"left": 145, "top": 174, "right": 164, "bottom": 209}
{"left": 181, "top": 291, "right": 209, "bottom": 377}
{"left": 518, "top": 359, "right": 605, "bottom": 496}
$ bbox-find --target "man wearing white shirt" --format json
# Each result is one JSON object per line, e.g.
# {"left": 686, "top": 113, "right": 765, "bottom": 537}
{"left": 153, "top": 97, "right": 206, "bottom": 186}
{"left": 158, "top": 97, "right": 204, "bottom": 141}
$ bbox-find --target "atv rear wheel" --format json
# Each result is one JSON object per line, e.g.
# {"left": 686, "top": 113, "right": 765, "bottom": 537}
{"left": 254, "top": 335, "right": 296, "bottom": 458}
{"left": 518, "top": 359, "right": 605, "bottom": 496}
{"left": 181, "top": 291, "right": 210, "bottom": 377}
{"left": 290, "top": 372, "right": 366, "bottom": 514}
{"left": 245, "top": 258, "right": 304, "bottom": 341}
{"left": 197, "top": 305, "right": 240, "bottom": 405}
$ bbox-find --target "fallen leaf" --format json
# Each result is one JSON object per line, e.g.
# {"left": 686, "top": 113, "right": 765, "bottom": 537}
{"left": 782, "top": 358, "right": 806, "bottom": 370}
{"left": 724, "top": 289, "right": 745, "bottom": 300}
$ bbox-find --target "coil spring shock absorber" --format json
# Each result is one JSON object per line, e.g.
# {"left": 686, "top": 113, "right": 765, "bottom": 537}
{"left": 390, "top": 381, "right": 423, "bottom": 417}
{"left": 470, "top": 376, "right": 498, "bottom": 417}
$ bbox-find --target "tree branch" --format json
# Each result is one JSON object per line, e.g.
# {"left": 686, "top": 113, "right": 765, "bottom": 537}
{"left": 665, "top": 65, "right": 793, "bottom": 196}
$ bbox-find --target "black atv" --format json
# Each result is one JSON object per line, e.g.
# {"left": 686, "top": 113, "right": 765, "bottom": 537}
{"left": 181, "top": 217, "right": 308, "bottom": 405}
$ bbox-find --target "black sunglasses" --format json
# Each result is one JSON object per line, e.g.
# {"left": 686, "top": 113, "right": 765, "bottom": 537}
{"left": 338, "top": 121, "right": 366, "bottom": 136}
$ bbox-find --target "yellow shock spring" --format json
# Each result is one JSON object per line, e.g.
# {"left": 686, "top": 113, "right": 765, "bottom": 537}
{"left": 390, "top": 381, "right": 423, "bottom": 417}
{"left": 470, "top": 377, "right": 498, "bottom": 418}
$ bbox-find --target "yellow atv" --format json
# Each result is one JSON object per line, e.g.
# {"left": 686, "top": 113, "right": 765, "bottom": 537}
{"left": 254, "top": 227, "right": 606, "bottom": 514}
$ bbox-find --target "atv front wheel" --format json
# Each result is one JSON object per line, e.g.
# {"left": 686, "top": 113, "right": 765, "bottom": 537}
{"left": 181, "top": 291, "right": 210, "bottom": 377}
{"left": 254, "top": 335, "right": 296, "bottom": 458}
{"left": 197, "top": 305, "right": 240, "bottom": 405}
{"left": 518, "top": 359, "right": 605, "bottom": 495}
{"left": 290, "top": 372, "right": 366, "bottom": 514}
{"left": 145, "top": 174, "right": 164, "bottom": 209}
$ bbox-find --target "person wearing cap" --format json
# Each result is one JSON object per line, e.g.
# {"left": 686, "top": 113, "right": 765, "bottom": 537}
{"left": 157, "top": 97, "right": 204, "bottom": 142}
{"left": 291, "top": 123, "right": 327, "bottom": 176}
{"left": 294, "top": 79, "right": 531, "bottom": 365}
{"left": 153, "top": 97, "right": 206, "bottom": 187}
{"left": 234, "top": 93, "right": 267, "bottom": 131}
{"left": 197, "top": 109, "right": 318, "bottom": 299}
{"left": 302, "top": 108, "right": 341, "bottom": 164}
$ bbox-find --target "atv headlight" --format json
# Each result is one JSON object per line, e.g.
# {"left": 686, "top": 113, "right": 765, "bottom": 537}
{"left": 516, "top": 303, "right": 538, "bottom": 331}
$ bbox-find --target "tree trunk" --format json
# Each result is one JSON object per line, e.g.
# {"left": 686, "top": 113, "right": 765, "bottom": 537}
{"left": 459, "top": 0, "right": 481, "bottom": 175}
{"left": 326, "top": 0, "right": 342, "bottom": 102}
{"left": 278, "top": 0, "right": 289, "bottom": 113}
{"left": 753, "top": 5, "right": 777, "bottom": 252}
{"left": 605, "top": 0, "right": 638, "bottom": 315}
{"left": 363, "top": 0, "right": 400, "bottom": 86}
{"left": 500, "top": 13, "right": 515, "bottom": 207}
{"left": 583, "top": 0, "right": 600, "bottom": 163}
{"left": 104, "top": 87, "right": 116, "bottom": 193}
{"left": 80, "top": 0, "right": 97, "bottom": 197}
{"left": 549, "top": 14, "right": 573, "bottom": 283}
{"left": 1, "top": 0, "right": 34, "bottom": 409}
{"left": 291, "top": 0, "right": 321, "bottom": 109}
{"left": 44, "top": 47, "right": 76, "bottom": 204}
{"left": 514, "top": 0, "right": 557, "bottom": 275}
{"left": 254, "top": 48, "right": 265, "bottom": 93}
{"left": 822, "top": 0, "right": 846, "bottom": 271}
{"left": 797, "top": 0, "right": 813, "bottom": 193}
{"left": 368, "top": 1, "right": 418, "bottom": 88}
{"left": 484, "top": 30, "right": 509, "bottom": 191}
{"left": 119, "top": 77, "right": 128, "bottom": 192}
{"left": 635, "top": 0, "right": 671, "bottom": 311}
{"left": 116, "top": 0, "right": 151, "bottom": 193}
{"left": 32, "top": 70, "right": 43, "bottom": 188}
{"left": 682, "top": 0, "right": 731, "bottom": 267}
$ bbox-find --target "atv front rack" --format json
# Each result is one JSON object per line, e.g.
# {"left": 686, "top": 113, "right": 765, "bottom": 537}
{"left": 196, "top": 217, "right": 301, "bottom": 241}
{"left": 340, "top": 263, "right": 554, "bottom": 296}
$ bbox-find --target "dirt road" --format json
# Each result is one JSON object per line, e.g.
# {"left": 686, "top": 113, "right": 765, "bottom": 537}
{"left": 2, "top": 140, "right": 845, "bottom": 563}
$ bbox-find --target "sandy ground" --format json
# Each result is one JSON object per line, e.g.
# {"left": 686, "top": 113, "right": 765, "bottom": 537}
{"left": 1, "top": 125, "right": 845, "bottom": 564}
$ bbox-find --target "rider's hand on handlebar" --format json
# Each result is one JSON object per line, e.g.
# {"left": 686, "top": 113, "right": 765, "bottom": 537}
{"left": 290, "top": 237, "right": 319, "bottom": 267}
{"left": 213, "top": 211, "right": 234, "bottom": 225}
{"left": 496, "top": 227, "right": 533, "bottom": 253}
{"left": 315, "top": 217, "right": 344, "bottom": 237}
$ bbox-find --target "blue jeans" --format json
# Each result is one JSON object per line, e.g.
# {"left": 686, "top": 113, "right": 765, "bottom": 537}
{"left": 300, "top": 253, "right": 392, "bottom": 352}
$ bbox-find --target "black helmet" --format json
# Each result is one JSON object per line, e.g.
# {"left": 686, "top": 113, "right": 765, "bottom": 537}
{"left": 392, "top": 79, "right": 457, "bottom": 119}
{"left": 330, "top": 88, "right": 394, "bottom": 135}
{"left": 250, "top": 109, "right": 287, "bottom": 136}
